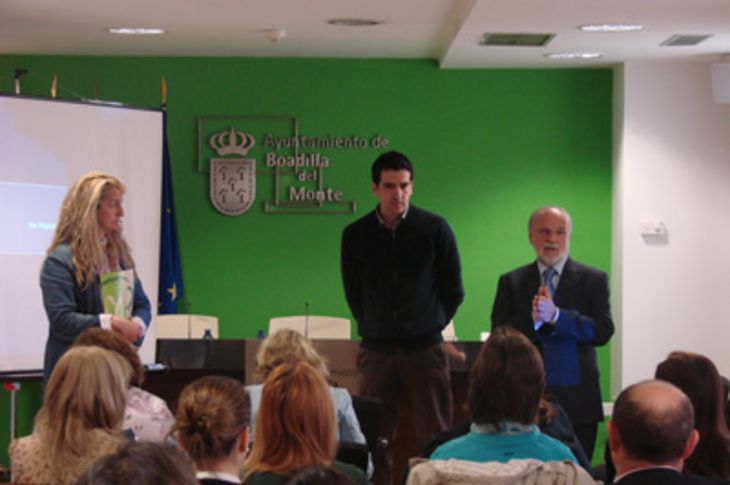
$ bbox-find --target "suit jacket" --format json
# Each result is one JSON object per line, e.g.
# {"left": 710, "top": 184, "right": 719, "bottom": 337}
{"left": 40, "top": 244, "right": 151, "bottom": 383}
{"left": 616, "top": 467, "right": 730, "bottom": 485}
{"left": 491, "top": 258, "right": 614, "bottom": 424}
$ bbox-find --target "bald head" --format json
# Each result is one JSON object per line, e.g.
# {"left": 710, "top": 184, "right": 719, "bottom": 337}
{"left": 611, "top": 380, "right": 696, "bottom": 466}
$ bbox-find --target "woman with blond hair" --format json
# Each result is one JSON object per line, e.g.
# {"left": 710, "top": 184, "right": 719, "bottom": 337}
{"left": 9, "top": 346, "right": 131, "bottom": 484}
{"left": 41, "top": 172, "right": 151, "bottom": 382}
{"left": 247, "top": 330, "right": 367, "bottom": 456}
{"left": 242, "top": 362, "right": 368, "bottom": 485}
{"left": 73, "top": 327, "right": 175, "bottom": 443}
{"left": 173, "top": 376, "right": 251, "bottom": 484}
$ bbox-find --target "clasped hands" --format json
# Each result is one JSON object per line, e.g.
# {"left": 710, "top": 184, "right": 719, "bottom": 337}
{"left": 532, "top": 286, "right": 558, "bottom": 329}
{"left": 111, "top": 315, "right": 144, "bottom": 343}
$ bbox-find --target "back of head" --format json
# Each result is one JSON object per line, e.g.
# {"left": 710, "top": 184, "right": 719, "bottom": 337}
{"left": 76, "top": 441, "right": 197, "bottom": 485}
{"left": 38, "top": 346, "right": 131, "bottom": 464}
{"left": 73, "top": 327, "right": 145, "bottom": 387}
{"left": 254, "top": 329, "right": 330, "bottom": 382}
{"left": 173, "top": 375, "right": 251, "bottom": 470}
{"left": 281, "top": 464, "right": 354, "bottom": 485}
{"left": 50, "top": 171, "right": 132, "bottom": 286}
{"left": 468, "top": 326, "right": 545, "bottom": 425}
{"left": 371, "top": 150, "right": 413, "bottom": 184}
{"left": 655, "top": 351, "right": 730, "bottom": 476}
{"left": 245, "top": 361, "right": 336, "bottom": 476}
{"left": 612, "top": 379, "right": 695, "bottom": 465}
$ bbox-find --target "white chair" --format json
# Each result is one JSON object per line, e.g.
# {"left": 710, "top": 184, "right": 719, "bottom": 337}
{"left": 155, "top": 314, "right": 189, "bottom": 339}
{"left": 154, "top": 314, "right": 219, "bottom": 339}
{"left": 189, "top": 315, "right": 219, "bottom": 339}
{"left": 268, "top": 315, "right": 351, "bottom": 339}
{"left": 442, "top": 320, "right": 457, "bottom": 341}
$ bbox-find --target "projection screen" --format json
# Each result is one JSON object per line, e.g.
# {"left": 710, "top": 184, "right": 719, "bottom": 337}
{"left": 0, "top": 95, "right": 162, "bottom": 372}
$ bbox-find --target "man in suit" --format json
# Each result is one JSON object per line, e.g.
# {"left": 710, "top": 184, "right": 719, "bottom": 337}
{"left": 490, "top": 205, "right": 614, "bottom": 459}
{"left": 609, "top": 379, "right": 730, "bottom": 484}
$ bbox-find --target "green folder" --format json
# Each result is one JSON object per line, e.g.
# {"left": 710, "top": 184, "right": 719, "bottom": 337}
{"left": 100, "top": 269, "right": 134, "bottom": 318}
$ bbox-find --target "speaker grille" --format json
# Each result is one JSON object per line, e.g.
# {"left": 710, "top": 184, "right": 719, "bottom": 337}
{"left": 660, "top": 34, "right": 712, "bottom": 46}
{"left": 480, "top": 33, "right": 555, "bottom": 47}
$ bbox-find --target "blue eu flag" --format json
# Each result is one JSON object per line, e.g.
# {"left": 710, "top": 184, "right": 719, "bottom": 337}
{"left": 158, "top": 107, "right": 183, "bottom": 314}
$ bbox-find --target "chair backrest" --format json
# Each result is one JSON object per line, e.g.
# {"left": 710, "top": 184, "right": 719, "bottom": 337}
{"left": 189, "top": 315, "right": 219, "bottom": 339}
{"left": 268, "top": 315, "right": 351, "bottom": 339}
{"left": 351, "top": 395, "right": 382, "bottom": 456}
{"left": 335, "top": 441, "right": 369, "bottom": 474}
{"left": 155, "top": 314, "right": 219, "bottom": 339}
{"left": 155, "top": 314, "right": 190, "bottom": 339}
{"left": 442, "top": 320, "right": 456, "bottom": 341}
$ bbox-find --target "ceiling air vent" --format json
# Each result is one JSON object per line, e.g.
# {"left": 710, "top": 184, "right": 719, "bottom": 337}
{"left": 660, "top": 34, "right": 713, "bottom": 46}
{"left": 480, "top": 33, "right": 555, "bottom": 47}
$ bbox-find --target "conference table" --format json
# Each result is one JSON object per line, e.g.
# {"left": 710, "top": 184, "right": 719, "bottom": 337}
{"left": 148, "top": 338, "right": 484, "bottom": 485}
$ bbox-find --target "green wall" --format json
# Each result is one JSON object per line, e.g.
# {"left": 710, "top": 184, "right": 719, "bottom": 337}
{"left": 0, "top": 56, "right": 612, "bottom": 464}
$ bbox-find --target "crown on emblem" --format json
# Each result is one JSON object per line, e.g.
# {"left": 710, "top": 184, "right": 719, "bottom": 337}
{"left": 209, "top": 126, "right": 256, "bottom": 156}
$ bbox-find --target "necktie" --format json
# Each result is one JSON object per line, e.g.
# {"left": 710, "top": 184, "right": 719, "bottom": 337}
{"left": 543, "top": 267, "right": 558, "bottom": 298}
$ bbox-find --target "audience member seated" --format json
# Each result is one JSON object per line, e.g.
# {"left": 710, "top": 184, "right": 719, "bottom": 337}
{"left": 173, "top": 375, "right": 251, "bottom": 484}
{"left": 280, "top": 464, "right": 354, "bottom": 485}
{"left": 655, "top": 351, "right": 730, "bottom": 479}
{"left": 247, "top": 329, "right": 371, "bottom": 476}
{"left": 241, "top": 361, "right": 368, "bottom": 485}
{"left": 73, "top": 327, "right": 175, "bottom": 442}
{"left": 608, "top": 379, "right": 730, "bottom": 485}
{"left": 429, "top": 326, "right": 577, "bottom": 464}
{"left": 9, "top": 346, "right": 131, "bottom": 485}
{"left": 416, "top": 396, "right": 590, "bottom": 472}
{"left": 604, "top": 351, "right": 730, "bottom": 482}
{"left": 75, "top": 441, "right": 197, "bottom": 485}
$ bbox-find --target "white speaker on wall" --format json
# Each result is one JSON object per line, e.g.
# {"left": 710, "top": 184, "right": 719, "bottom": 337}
{"left": 711, "top": 63, "right": 730, "bottom": 104}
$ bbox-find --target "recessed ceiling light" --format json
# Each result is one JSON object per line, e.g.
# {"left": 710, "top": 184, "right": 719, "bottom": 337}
{"left": 326, "top": 18, "right": 383, "bottom": 27}
{"left": 108, "top": 28, "right": 166, "bottom": 35}
{"left": 264, "top": 29, "right": 287, "bottom": 43}
{"left": 544, "top": 52, "right": 604, "bottom": 60}
{"left": 579, "top": 23, "right": 644, "bottom": 33}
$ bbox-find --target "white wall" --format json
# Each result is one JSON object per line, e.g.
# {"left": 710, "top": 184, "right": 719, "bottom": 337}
{"left": 612, "top": 61, "right": 730, "bottom": 397}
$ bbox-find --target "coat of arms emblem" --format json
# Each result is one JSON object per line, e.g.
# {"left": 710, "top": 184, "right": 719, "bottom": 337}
{"left": 209, "top": 126, "right": 256, "bottom": 216}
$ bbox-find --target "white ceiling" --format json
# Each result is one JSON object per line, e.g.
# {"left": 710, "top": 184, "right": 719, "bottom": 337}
{"left": 1, "top": 0, "right": 729, "bottom": 68}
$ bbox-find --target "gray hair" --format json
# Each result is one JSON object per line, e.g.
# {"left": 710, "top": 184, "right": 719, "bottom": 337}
{"left": 528, "top": 206, "right": 572, "bottom": 234}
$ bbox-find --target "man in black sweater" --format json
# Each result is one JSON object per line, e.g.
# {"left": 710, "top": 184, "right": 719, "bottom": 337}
{"left": 341, "top": 151, "right": 464, "bottom": 485}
